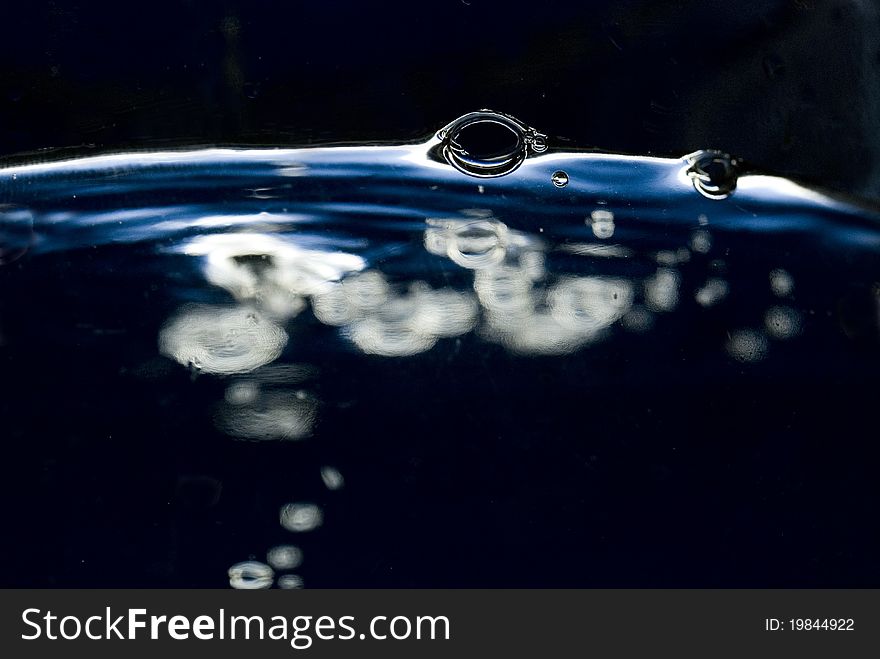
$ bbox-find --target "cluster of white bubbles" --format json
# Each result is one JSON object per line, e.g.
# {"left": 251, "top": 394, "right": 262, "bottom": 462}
{"left": 425, "top": 212, "right": 636, "bottom": 355}
{"left": 227, "top": 464, "right": 346, "bottom": 589}
{"left": 725, "top": 268, "right": 802, "bottom": 362}
{"left": 312, "top": 272, "right": 479, "bottom": 357}
{"left": 184, "top": 233, "right": 366, "bottom": 321}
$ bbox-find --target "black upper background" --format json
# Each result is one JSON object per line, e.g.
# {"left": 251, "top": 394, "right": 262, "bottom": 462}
{"left": 1, "top": 0, "right": 880, "bottom": 199}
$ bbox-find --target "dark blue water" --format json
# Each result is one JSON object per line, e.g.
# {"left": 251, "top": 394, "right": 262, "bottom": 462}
{"left": 2, "top": 131, "right": 879, "bottom": 587}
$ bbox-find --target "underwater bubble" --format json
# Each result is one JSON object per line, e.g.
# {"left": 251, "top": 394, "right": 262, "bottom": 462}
{"left": 0, "top": 205, "right": 34, "bottom": 265}
{"left": 228, "top": 561, "right": 274, "bottom": 590}
{"left": 690, "top": 229, "right": 712, "bottom": 254}
{"left": 474, "top": 265, "right": 535, "bottom": 315}
{"left": 548, "top": 277, "right": 633, "bottom": 332}
{"left": 216, "top": 390, "right": 317, "bottom": 441}
{"left": 267, "top": 545, "right": 303, "bottom": 570}
{"left": 620, "top": 305, "right": 654, "bottom": 333}
{"left": 225, "top": 380, "right": 260, "bottom": 405}
{"left": 280, "top": 503, "right": 324, "bottom": 532}
{"left": 695, "top": 278, "right": 729, "bottom": 307}
{"left": 769, "top": 269, "right": 794, "bottom": 297}
{"left": 487, "top": 310, "right": 587, "bottom": 356}
{"left": 589, "top": 209, "right": 615, "bottom": 239}
{"left": 655, "top": 248, "right": 690, "bottom": 266}
{"left": 551, "top": 170, "right": 569, "bottom": 187}
{"left": 158, "top": 305, "right": 288, "bottom": 375}
{"left": 726, "top": 329, "right": 768, "bottom": 362}
{"left": 277, "top": 575, "right": 305, "bottom": 589}
{"left": 320, "top": 466, "right": 345, "bottom": 491}
{"left": 644, "top": 268, "right": 681, "bottom": 312}
{"left": 764, "top": 306, "right": 802, "bottom": 340}
{"left": 408, "top": 286, "right": 479, "bottom": 337}
{"left": 447, "top": 220, "right": 508, "bottom": 270}
{"left": 685, "top": 150, "right": 739, "bottom": 200}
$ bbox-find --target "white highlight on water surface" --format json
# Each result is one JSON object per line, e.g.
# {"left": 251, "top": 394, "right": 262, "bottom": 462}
{"left": 216, "top": 389, "right": 317, "bottom": 441}
{"left": 184, "top": 233, "right": 365, "bottom": 321}
{"left": 644, "top": 268, "right": 681, "bottom": 312}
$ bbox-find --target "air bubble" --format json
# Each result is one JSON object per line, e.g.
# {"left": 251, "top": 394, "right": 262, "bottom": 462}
{"left": 277, "top": 575, "right": 304, "bottom": 589}
{"left": 769, "top": 269, "right": 794, "bottom": 297}
{"left": 764, "top": 306, "right": 801, "bottom": 339}
{"left": 267, "top": 545, "right": 303, "bottom": 570}
{"left": 589, "top": 209, "right": 615, "bottom": 239}
{"left": 280, "top": 502, "right": 324, "bottom": 532}
{"left": 228, "top": 561, "right": 274, "bottom": 590}
{"left": 320, "top": 466, "right": 345, "bottom": 490}
{"left": 726, "top": 329, "right": 768, "bottom": 362}
{"left": 551, "top": 171, "right": 569, "bottom": 187}
{"left": 685, "top": 150, "right": 739, "bottom": 200}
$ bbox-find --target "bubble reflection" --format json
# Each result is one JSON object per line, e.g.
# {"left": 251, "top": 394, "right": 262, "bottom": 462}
{"left": 228, "top": 561, "right": 274, "bottom": 590}
{"left": 280, "top": 503, "right": 324, "bottom": 532}
{"left": 159, "top": 305, "right": 288, "bottom": 374}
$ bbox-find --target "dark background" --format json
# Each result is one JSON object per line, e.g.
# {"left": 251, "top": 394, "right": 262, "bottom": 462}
{"left": 1, "top": 0, "right": 879, "bottom": 199}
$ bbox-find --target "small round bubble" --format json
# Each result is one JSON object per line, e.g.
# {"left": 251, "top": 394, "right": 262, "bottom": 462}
{"left": 551, "top": 171, "right": 569, "bottom": 188}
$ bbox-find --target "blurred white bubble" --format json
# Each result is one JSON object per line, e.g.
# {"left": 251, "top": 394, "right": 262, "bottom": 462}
{"left": 474, "top": 265, "right": 535, "bottom": 315}
{"left": 769, "top": 269, "right": 794, "bottom": 297}
{"left": 548, "top": 277, "right": 633, "bottom": 333}
{"left": 320, "top": 466, "right": 345, "bottom": 491}
{"left": 589, "top": 209, "right": 615, "bottom": 239}
{"left": 690, "top": 229, "right": 712, "bottom": 254}
{"left": 644, "top": 268, "right": 681, "bottom": 312}
{"left": 225, "top": 380, "right": 260, "bottom": 405}
{"left": 345, "top": 284, "right": 477, "bottom": 357}
{"left": 764, "top": 306, "right": 802, "bottom": 340}
{"left": 726, "top": 329, "right": 768, "bottom": 362}
{"left": 277, "top": 575, "right": 305, "bottom": 589}
{"left": 695, "top": 278, "right": 729, "bottom": 307}
{"left": 267, "top": 545, "right": 303, "bottom": 570}
{"left": 312, "top": 271, "right": 390, "bottom": 326}
{"left": 216, "top": 390, "right": 317, "bottom": 441}
{"left": 228, "top": 561, "right": 274, "bottom": 590}
{"left": 184, "top": 233, "right": 365, "bottom": 320}
{"left": 280, "top": 503, "right": 324, "bottom": 532}
{"left": 159, "top": 305, "right": 288, "bottom": 374}
{"left": 425, "top": 217, "right": 508, "bottom": 270}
